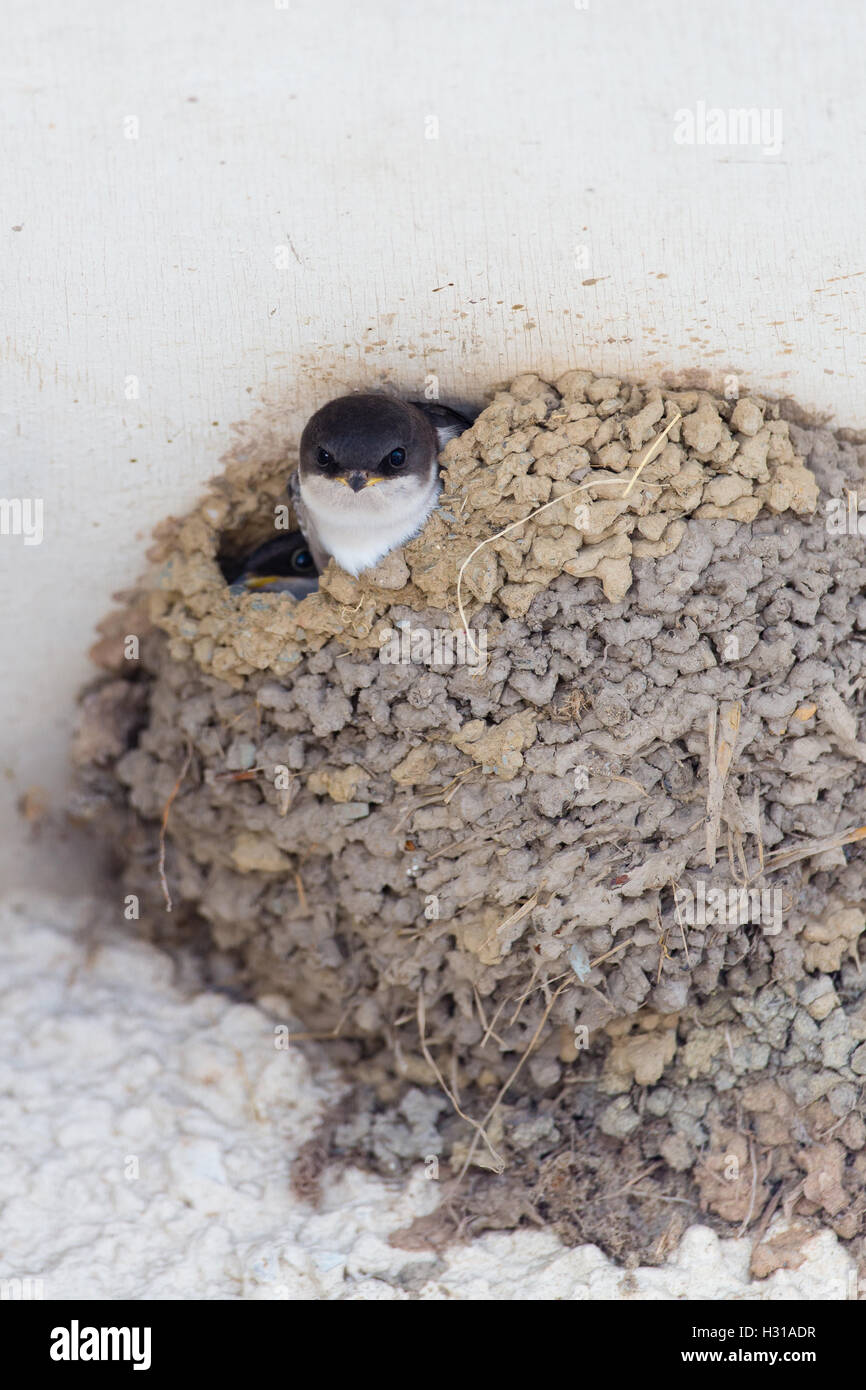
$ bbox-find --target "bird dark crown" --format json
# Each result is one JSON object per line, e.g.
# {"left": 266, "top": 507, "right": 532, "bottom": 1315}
{"left": 299, "top": 394, "right": 436, "bottom": 480}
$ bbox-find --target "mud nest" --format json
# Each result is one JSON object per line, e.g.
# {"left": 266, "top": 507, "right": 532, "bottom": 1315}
{"left": 72, "top": 372, "right": 866, "bottom": 1264}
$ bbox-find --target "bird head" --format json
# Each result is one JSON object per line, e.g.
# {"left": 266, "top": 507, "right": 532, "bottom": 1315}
{"left": 298, "top": 394, "right": 438, "bottom": 507}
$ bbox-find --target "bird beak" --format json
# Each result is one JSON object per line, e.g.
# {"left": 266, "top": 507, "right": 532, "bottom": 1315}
{"left": 340, "top": 473, "right": 382, "bottom": 492}
{"left": 243, "top": 574, "right": 282, "bottom": 589}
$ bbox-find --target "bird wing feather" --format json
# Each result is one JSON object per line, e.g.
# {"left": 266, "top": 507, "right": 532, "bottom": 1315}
{"left": 412, "top": 401, "right": 472, "bottom": 451}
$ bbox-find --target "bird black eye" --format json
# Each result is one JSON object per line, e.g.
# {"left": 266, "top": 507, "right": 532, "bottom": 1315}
{"left": 316, "top": 447, "right": 334, "bottom": 468}
{"left": 291, "top": 546, "right": 313, "bottom": 572}
{"left": 386, "top": 447, "right": 406, "bottom": 468}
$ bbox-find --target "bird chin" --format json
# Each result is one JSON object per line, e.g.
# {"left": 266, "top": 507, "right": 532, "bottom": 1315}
{"left": 302, "top": 470, "right": 441, "bottom": 575}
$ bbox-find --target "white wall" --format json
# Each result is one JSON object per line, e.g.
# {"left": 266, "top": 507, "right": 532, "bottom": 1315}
{"left": 2, "top": 0, "right": 865, "bottom": 881}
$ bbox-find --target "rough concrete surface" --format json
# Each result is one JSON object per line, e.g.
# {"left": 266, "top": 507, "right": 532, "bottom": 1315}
{"left": 0, "top": 892, "right": 856, "bottom": 1300}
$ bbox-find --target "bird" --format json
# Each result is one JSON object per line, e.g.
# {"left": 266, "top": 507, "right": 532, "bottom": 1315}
{"left": 288, "top": 394, "right": 471, "bottom": 576}
{"left": 226, "top": 531, "right": 320, "bottom": 599}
